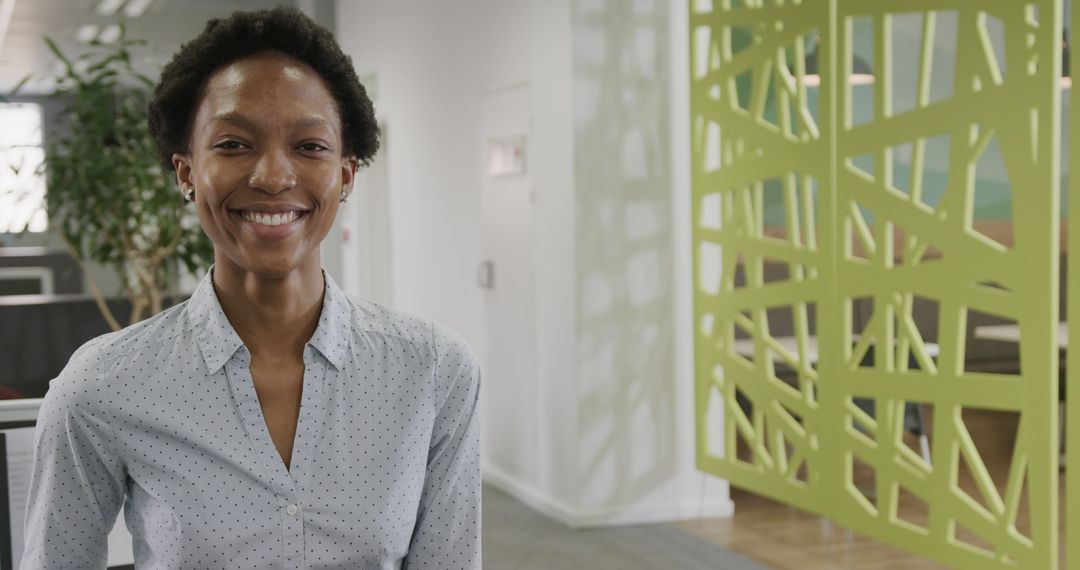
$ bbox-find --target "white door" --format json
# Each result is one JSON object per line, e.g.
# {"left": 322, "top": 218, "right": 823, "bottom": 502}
{"left": 480, "top": 84, "right": 538, "bottom": 478}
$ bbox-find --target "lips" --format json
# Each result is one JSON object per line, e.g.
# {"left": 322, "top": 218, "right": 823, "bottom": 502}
{"left": 230, "top": 207, "right": 310, "bottom": 238}
{"left": 237, "top": 210, "right": 305, "bottom": 226}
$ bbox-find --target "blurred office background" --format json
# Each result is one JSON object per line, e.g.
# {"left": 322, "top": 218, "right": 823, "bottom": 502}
{"left": 1, "top": 1, "right": 1074, "bottom": 568}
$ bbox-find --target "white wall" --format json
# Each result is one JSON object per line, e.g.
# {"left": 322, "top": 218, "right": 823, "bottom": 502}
{"left": 335, "top": 0, "right": 730, "bottom": 527}
{"left": 469, "top": 0, "right": 582, "bottom": 517}
{"left": 523, "top": 0, "right": 582, "bottom": 516}
{"left": 334, "top": 1, "right": 487, "bottom": 353}
{"left": 568, "top": 0, "right": 730, "bottom": 524}
{"left": 337, "top": 0, "right": 581, "bottom": 511}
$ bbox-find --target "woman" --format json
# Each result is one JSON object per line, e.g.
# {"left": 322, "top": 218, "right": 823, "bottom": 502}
{"left": 22, "top": 7, "right": 480, "bottom": 569}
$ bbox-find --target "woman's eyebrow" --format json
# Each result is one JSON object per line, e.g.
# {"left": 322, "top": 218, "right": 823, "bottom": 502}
{"left": 208, "top": 112, "right": 336, "bottom": 134}
{"left": 294, "top": 116, "right": 338, "bottom": 134}
{"left": 208, "top": 111, "right": 258, "bottom": 129}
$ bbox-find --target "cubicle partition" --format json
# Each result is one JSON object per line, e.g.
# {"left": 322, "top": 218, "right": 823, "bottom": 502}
{"left": 0, "top": 247, "right": 81, "bottom": 297}
{"left": 0, "top": 296, "right": 136, "bottom": 399}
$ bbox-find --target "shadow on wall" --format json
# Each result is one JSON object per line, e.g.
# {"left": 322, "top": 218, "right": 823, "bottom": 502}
{"left": 574, "top": 0, "right": 676, "bottom": 510}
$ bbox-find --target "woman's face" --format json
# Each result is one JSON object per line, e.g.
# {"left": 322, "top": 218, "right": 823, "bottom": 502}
{"left": 173, "top": 51, "right": 357, "bottom": 280}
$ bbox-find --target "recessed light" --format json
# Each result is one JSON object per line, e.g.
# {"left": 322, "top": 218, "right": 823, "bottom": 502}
{"left": 123, "top": 0, "right": 153, "bottom": 17}
{"left": 0, "top": 0, "right": 17, "bottom": 58}
{"left": 95, "top": 0, "right": 125, "bottom": 16}
{"left": 76, "top": 24, "right": 100, "bottom": 43}
{"left": 97, "top": 24, "right": 122, "bottom": 45}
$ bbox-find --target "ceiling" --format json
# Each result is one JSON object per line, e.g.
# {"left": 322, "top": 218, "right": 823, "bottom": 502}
{"left": 0, "top": 0, "right": 298, "bottom": 94}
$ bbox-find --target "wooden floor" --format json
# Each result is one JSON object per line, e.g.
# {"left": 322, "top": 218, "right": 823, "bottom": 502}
{"left": 677, "top": 408, "right": 1067, "bottom": 569}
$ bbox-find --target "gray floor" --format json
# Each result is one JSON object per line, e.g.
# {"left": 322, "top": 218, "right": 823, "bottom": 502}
{"left": 483, "top": 485, "right": 768, "bottom": 569}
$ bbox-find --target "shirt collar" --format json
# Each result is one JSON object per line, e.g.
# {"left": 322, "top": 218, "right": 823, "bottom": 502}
{"left": 307, "top": 272, "right": 350, "bottom": 370}
{"left": 189, "top": 267, "right": 351, "bottom": 373}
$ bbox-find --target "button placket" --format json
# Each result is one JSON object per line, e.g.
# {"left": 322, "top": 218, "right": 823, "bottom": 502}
{"left": 281, "top": 494, "right": 305, "bottom": 569}
{"left": 289, "top": 347, "right": 327, "bottom": 492}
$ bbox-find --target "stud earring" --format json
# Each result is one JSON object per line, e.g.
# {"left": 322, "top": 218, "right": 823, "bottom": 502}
{"left": 182, "top": 186, "right": 194, "bottom": 203}
{"left": 340, "top": 190, "right": 349, "bottom": 204}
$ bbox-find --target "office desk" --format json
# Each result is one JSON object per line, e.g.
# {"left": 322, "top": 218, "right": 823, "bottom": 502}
{"left": 973, "top": 322, "right": 1068, "bottom": 348}
{"left": 973, "top": 322, "right": 1067, "bottom": 465}
{"left": 730, "top": 335, "right": 941, "bottom": 362}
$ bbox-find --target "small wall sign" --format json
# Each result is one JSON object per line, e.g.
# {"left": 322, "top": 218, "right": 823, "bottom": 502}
{"left": 486, "top": 135, "right": 527, "bottom": 178}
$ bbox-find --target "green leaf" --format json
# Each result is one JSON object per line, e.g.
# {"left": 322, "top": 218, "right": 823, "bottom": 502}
{"left": 43, "top": 37, "right": 74, "bottom": 71}
{"left": 6, "top": 74, "right": 34, "bottom": 97}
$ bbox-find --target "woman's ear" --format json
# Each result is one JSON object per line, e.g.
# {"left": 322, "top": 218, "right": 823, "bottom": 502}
{"left": 172, "top": 153, "right": 193, "bottom": 197}
{"left": 340, "top": 157, "right": 359, "bottom": 198}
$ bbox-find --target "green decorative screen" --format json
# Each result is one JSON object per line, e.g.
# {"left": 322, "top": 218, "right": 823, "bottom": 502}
{"left": 1068, "top": 4, "right": 1080, "bottom": 570}
{"left": 691, "top": 1, "right": 1062, "bottom": 568}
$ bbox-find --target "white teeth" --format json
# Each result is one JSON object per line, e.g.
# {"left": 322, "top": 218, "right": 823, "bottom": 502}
{"left": 241, "top": 211, "right": 301, "bottom": 226}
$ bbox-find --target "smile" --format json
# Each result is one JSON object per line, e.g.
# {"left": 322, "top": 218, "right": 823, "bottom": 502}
{"left": 236, "top": 210, "right": 307, "bottom": 227}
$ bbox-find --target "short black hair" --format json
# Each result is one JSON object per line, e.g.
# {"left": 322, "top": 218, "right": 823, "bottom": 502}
{"left": 147, "top": 6, "right": 378, "bottom": 170}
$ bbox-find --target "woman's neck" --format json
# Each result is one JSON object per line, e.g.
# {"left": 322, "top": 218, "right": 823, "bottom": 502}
{"left": 210, "top": 257, "right": 325, "bottom": 361}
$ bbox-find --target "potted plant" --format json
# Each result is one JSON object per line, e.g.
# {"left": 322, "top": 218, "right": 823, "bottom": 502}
{"left": 4, "top": 25, "right": 212, "bottom": 330}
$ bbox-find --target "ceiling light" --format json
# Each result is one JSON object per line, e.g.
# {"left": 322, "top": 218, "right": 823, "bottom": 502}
{"left": 95, "top": 0, "right": 125, "bottom": 16}
{"left": 97, "top": 24, "right": 121, "bottom": 45}
{"left": 123, "top": 0, "right": 153, "bottom": 18}
{"left": 0, "top": 0, "right": 17, "bottom": 58}
{"left": 76, "top": 24, "right": 100, "bottom": 44}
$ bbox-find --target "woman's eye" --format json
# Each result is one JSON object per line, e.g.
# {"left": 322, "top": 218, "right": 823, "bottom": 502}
{"left": 299, "top": 142, "right": 329, "bottom": 152}
{"left": 214, "top": 140, "right": 245, "bottom": 150}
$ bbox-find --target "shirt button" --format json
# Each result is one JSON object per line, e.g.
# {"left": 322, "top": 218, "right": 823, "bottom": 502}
{"left": 286, "top": 504, "right": 299, "bottom": 516}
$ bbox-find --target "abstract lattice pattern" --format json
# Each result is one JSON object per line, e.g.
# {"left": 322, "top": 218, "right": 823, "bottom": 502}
{"left": 691, "top": 1, "right": 1062, "bottom": 568}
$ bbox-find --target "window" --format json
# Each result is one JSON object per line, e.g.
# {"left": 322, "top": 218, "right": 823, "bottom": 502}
{"left": 0, "top": 102, "right": 47, "bottom": 233}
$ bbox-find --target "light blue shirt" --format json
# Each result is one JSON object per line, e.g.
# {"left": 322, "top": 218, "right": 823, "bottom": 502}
{"left": 21, "top": 271, "right": 481, "bottom": 569}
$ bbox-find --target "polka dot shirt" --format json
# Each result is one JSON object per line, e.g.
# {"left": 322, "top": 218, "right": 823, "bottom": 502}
{"left": 21, "top": 271, "right": 482, "bottom": 569}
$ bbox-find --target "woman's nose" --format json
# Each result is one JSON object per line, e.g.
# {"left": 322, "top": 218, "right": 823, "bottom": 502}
{"left": 247, "top": 149, "right": 298, "bottom": 194}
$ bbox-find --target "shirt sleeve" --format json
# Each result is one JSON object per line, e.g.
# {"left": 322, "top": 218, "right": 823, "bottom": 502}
{"left": 21, "top": 341, "right": 127, "bottom": 569}
{"left": 404, "top": 327, "right": 482, "bottom": 569}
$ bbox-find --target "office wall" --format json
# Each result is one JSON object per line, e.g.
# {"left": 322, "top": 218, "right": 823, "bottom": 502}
{"left": 474, "top": 0, "right": 582, "bottom": 516}
{"left": 334, "top": 0, "right": 487, "bottom": 355}
{"left": 336, "top": 0, "right": 730, "bottom": 526}
{"left": 336, "top": 0, "right": 580, "bottom": 514}
{"left": 572, "top": 0, "right": 730, "bottom": 521}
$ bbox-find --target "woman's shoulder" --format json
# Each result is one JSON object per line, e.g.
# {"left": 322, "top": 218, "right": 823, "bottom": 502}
{"left": 345, "top": 296, "right": 436, "bottom": 347}
{"left": 42, "top": 301, "right": 188, "bottom": 417}
{"left": 343, "top": 296, "right": 478, "bottom": 365}
{"left": 89, "top": 301, "right": 190, "bottom": 355}
{"left": 54, "top": 301, "right": 191, "bottom": 385}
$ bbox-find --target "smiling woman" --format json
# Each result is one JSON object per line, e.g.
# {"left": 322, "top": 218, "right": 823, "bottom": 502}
{"left": 176, "top": 51, "right": 355, "bottom": 281}
{"left": 20, "top": 7, "right": 481, "bottom": 570}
